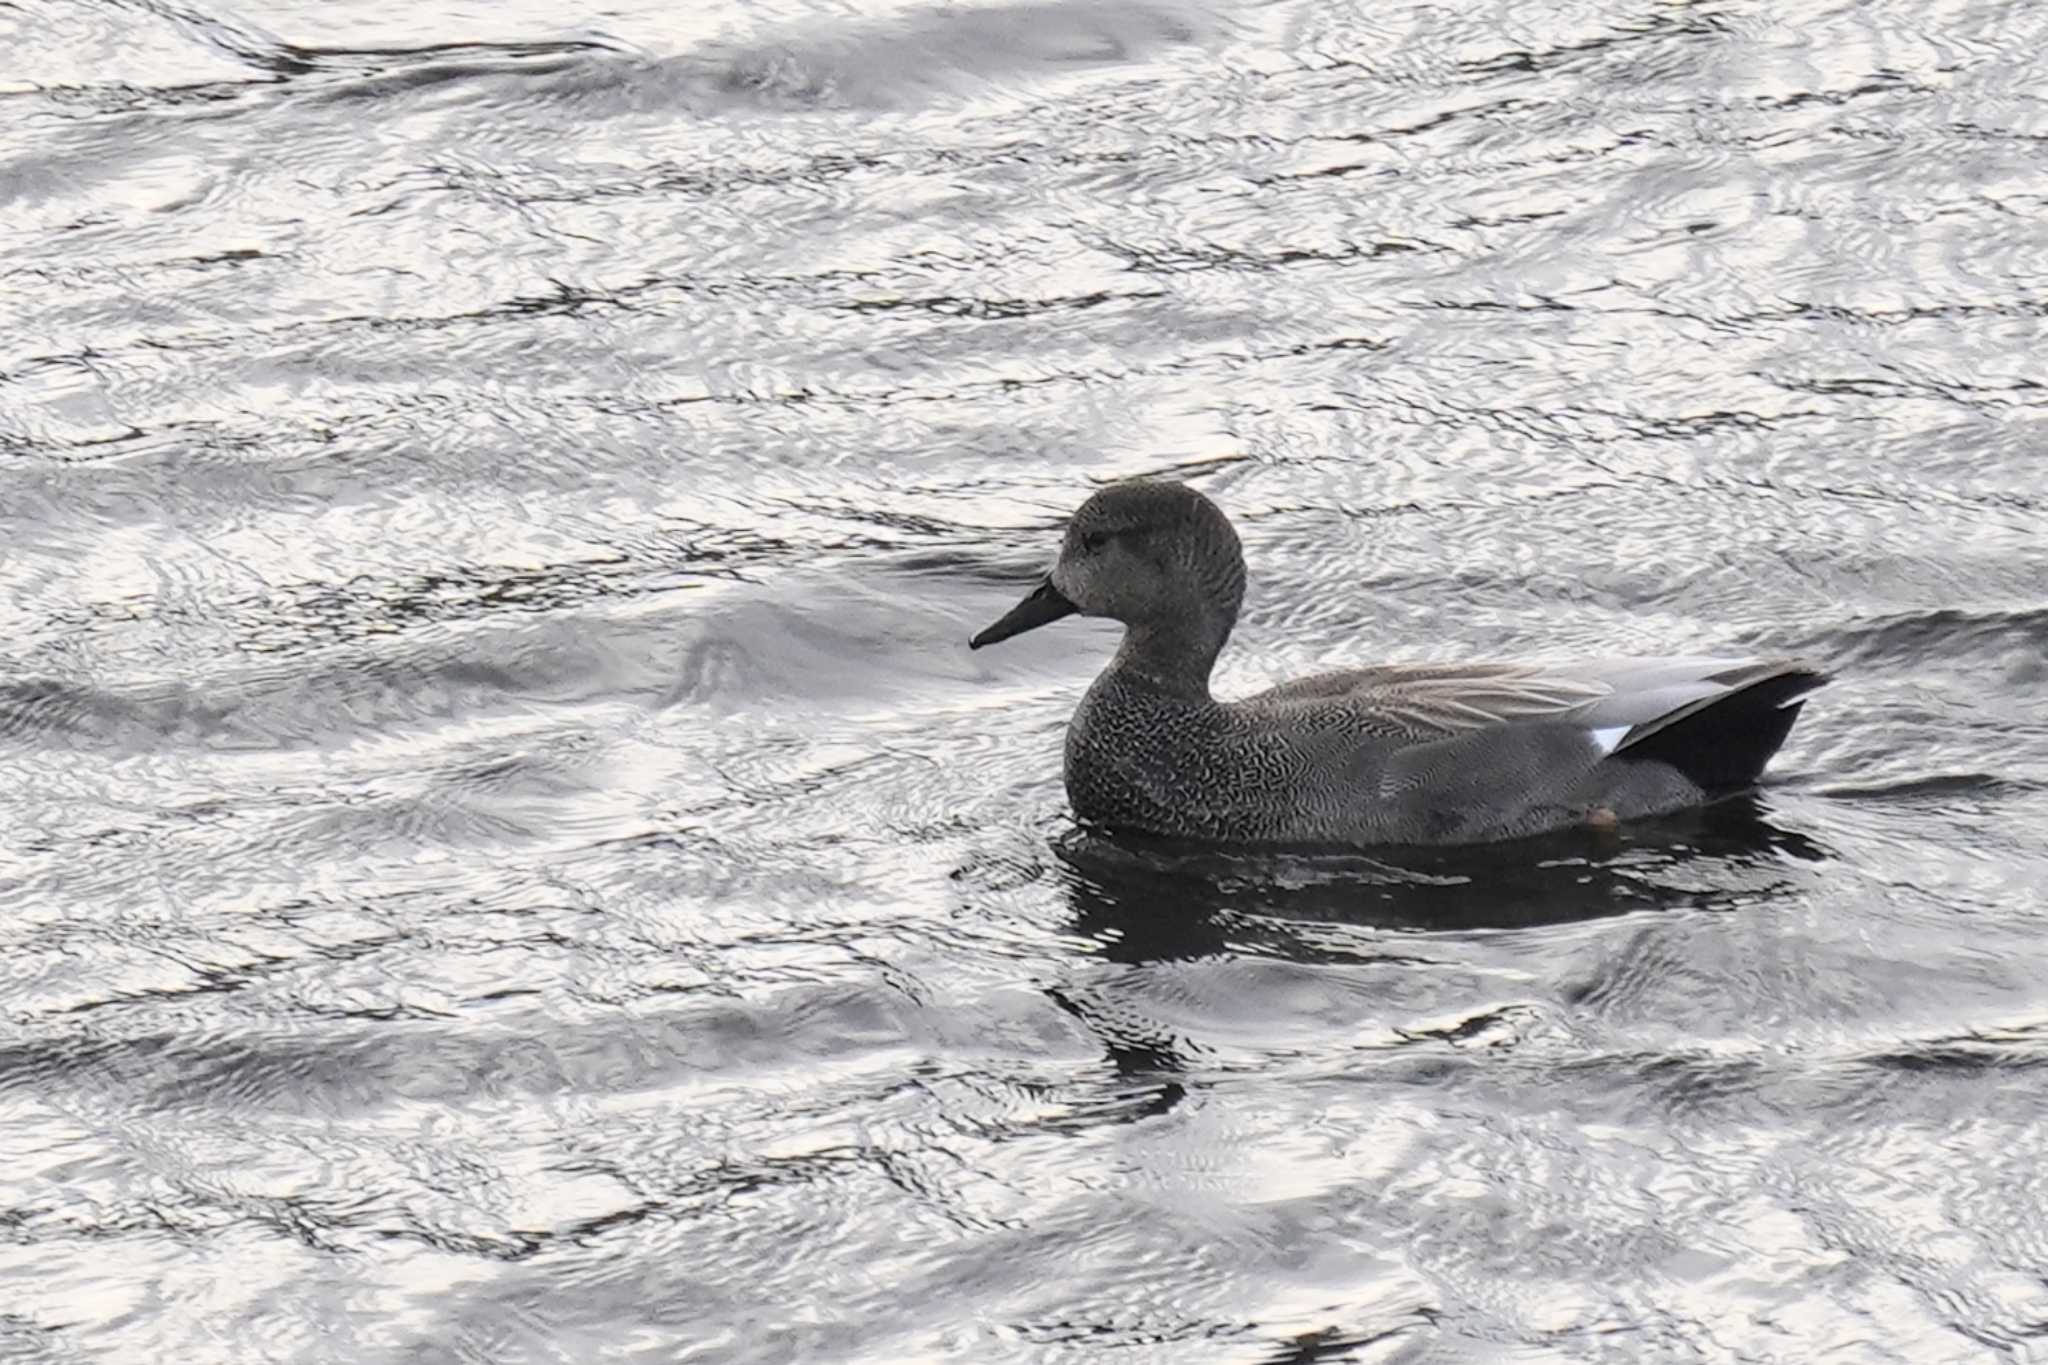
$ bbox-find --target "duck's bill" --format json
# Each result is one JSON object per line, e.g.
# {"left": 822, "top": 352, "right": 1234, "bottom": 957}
{"left": 969, "top": 576, "right": 1078, "bottom": 649}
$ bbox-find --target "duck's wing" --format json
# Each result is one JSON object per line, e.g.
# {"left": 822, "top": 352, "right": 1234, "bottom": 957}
{"left": 1245, "top": 656, "right": 1825, "bottom": 754}
{"left": 1245, "top": 660, "right": 1611, "bottom": 742}
{"left": 1234, "top": 657, "right": 1825, "bottom": 840}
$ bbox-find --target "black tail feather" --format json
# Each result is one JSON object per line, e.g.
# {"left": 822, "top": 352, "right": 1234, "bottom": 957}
{"left": 1618, "top": 668, "right": 1825, "bottom": 793}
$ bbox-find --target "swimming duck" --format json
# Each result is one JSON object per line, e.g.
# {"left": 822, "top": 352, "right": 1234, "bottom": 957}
{"left": 970, "top": 480, "right": 1824, "bottom": 846}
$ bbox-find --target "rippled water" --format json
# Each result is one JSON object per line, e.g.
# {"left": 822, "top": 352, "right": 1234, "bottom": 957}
{"left": 4, "top": 0, "right": 2047, "bottom": 1359}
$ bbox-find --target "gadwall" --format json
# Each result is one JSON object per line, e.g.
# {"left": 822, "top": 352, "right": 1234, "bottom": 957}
{"left": 970, "top": 480, "right": 1824, "bottom": 846}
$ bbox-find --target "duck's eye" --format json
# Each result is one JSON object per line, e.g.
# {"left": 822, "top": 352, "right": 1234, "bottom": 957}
{"left": 1081, "top": 530, "right": 1112, "bottom": 552}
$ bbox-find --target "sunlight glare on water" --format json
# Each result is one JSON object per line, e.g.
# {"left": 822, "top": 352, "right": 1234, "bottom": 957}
{"left": 2, "top": 0, "right": 2047, "bottom": 1360}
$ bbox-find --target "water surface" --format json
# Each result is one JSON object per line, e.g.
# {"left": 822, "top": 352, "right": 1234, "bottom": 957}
{"left": 3, "top": 0, "right": 2047, "bottom": 1360}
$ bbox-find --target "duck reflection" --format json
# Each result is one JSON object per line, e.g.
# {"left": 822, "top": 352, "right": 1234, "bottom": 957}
{"left": 1056, "top": 794, "right": 1827, "bottom": 963}
{"left": 1040, "top": 797, "right": 1828, "bottom": 1114}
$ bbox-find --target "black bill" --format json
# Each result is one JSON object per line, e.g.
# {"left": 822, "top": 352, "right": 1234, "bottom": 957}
{"left": 969, "top": 575, "right": 1078, "bottom": 649}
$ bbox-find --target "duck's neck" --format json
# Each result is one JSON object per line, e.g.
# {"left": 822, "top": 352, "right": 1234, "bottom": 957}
{"left": 1109, "top": 614, "right": 1230, "bottom": 702}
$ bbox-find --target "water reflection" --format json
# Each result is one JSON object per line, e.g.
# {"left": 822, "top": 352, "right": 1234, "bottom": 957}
{"left": 1038, "top": 796, "right": 1831, "bottom": 1127}
{"left": 1056, "top": 793, "right": 1830, "bottom": 962}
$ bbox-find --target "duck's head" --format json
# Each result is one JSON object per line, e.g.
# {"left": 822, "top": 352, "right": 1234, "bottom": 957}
{"left": 969, "top": 480, "right": 1246, "bottom": 652}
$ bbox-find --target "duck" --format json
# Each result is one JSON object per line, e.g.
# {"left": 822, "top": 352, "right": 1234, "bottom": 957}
{"left": 969, "top": 480, "right": 1824, "bottom": 846}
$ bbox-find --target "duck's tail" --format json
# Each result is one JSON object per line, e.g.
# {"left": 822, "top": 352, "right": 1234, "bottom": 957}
{"left": 1613, "top": 660, "right": 1828, "bottom": 793}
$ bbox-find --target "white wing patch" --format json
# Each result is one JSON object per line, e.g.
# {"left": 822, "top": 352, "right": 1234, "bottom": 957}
{"left": 1588, "top": 725, "right": 1631, "bottom": 755}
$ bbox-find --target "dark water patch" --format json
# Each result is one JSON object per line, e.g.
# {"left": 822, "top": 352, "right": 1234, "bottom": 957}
{"left": 284, "top": 39, "right": 619, "bottom": 104}
{"left": 1801, "top": 606, "right": 2048, "bottom": 670}
{"left": 1820, "top": 772, "right": 2036, "bottom": 802}
{"left": 87, "top": 0, "right": 1234, "bottom": 123}
{"left": 0, "top": 626, "right": 637, "bottom": 752}
{"left": 1858, "top": 1023, "right": 2048, "bottom": 1077}
{"left": 684, "top": 0, "right": 1222, "bottom": 111}
{"left": 0, "top": 678, "right": 144, "bottom": 745}
{"left": 1056, "top": 795, "right": 1828, "bottom": 940}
